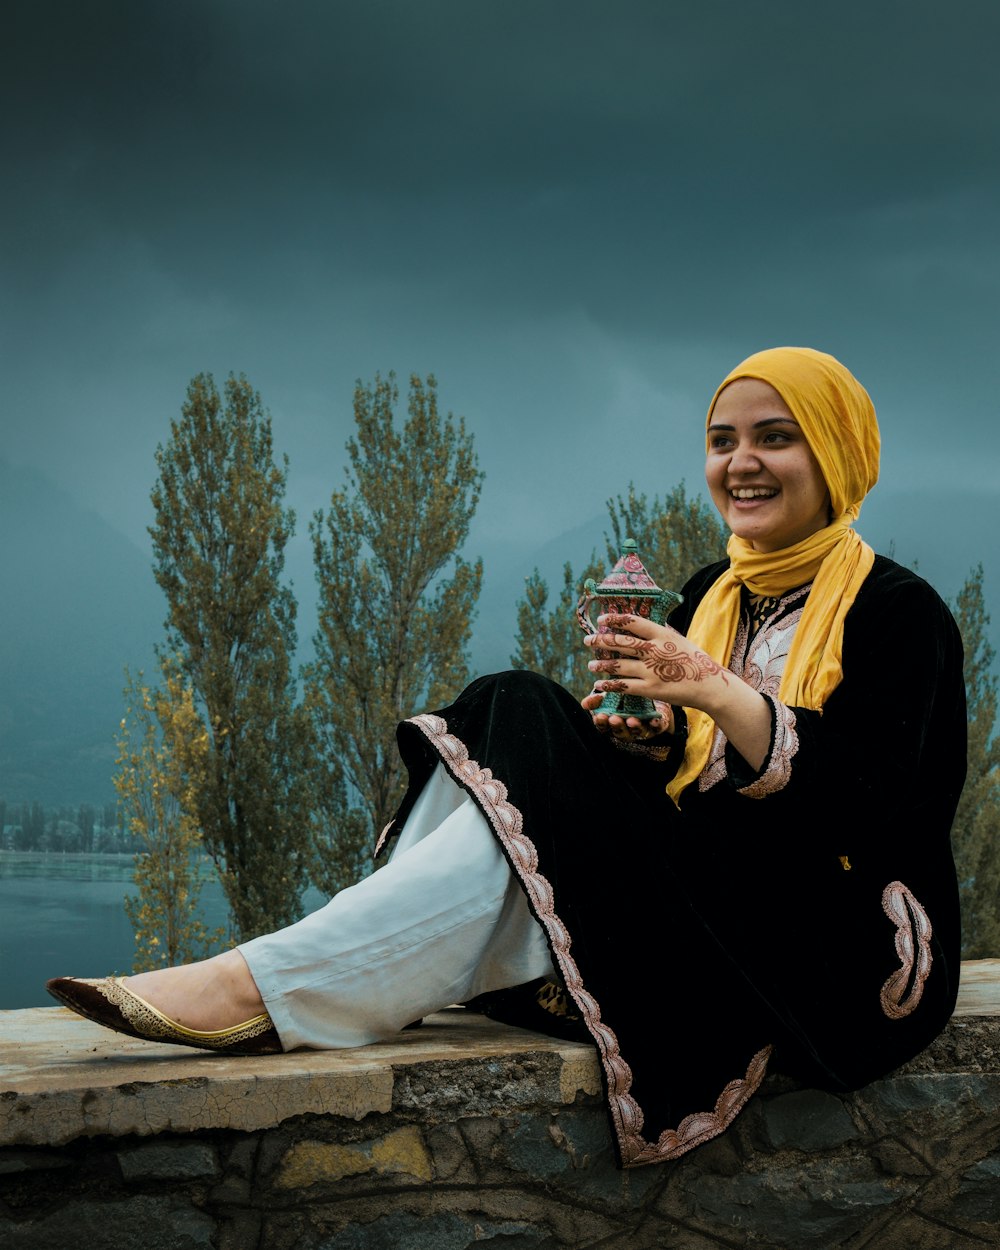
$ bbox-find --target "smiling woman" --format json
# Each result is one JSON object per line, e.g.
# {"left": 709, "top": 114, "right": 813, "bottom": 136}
{"left": 47, "top": 347, "right": 966, "bottom": 1171}
{"left": 706, "top": 379, "right": 832, "bottom": 553}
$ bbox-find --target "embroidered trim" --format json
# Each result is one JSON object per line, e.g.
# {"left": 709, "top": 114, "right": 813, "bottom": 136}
{"left": 633, "top": 1044, "right": 772, "bottom": 1166}
{"left": 738, "top": 697, "right": 799, "bottom": 799}
{"left": 609, "top": 736, "right": 674, "bottom": 762}
{"left": 374, "top": 820, "right": 395, "bottom": 858}
{"left": 407, "top": 711, "right": 772, "bottom": 1167}
{"left": 880, "top": 881, "right": 933, "bottom": 1020}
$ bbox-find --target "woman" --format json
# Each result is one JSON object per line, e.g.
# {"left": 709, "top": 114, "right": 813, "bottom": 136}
{"left": 48, "top": 347, "right": 966, "bottom": 1169}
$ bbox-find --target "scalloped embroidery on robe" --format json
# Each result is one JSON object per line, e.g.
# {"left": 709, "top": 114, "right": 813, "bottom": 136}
{"left": 407, "top": 710, "right": 772, "bottom": 1167}
{"left": 880, "top": 881, "right": 933, "bottom": 1020}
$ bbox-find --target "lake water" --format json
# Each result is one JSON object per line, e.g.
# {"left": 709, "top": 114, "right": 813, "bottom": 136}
{"left": 0, "top": 852, "right": 327, "bottom": 1009}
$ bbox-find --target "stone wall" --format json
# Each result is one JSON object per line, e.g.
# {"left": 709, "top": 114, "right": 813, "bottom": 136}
{"left": 2, "top": 967, "right": 1000, "bottom": 1250}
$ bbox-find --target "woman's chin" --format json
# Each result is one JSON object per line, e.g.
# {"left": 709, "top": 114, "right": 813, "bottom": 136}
{"left": 728, "top": 519, "right": 778, "bottom": 550}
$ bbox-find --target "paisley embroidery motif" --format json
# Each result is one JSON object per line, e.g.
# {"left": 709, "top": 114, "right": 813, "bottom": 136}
{"left": 699, "top": 585, "right": 808, "bottom": 796}
{"left": 880, "top": 881, "right": 933, "bottom": 1020}
{"left": 535, "top": 978, "right": 580, "bottom": 1021}
{"left": 408, "top": 711, "right": 772, "bottom": 1166}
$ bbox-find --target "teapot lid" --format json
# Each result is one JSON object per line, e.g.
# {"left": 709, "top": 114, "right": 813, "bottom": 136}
{"left": 595, "top": 538, "right": 663, "bottom": 595}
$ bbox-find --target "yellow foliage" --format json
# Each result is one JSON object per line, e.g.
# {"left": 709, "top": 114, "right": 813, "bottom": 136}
{"left": 115, "top": 665, "right": 226, "bottom": 970}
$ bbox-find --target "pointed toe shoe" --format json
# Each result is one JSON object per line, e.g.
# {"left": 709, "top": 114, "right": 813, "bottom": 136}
{"left": 45, "top": 976, "right": 283, "bottom": 1055}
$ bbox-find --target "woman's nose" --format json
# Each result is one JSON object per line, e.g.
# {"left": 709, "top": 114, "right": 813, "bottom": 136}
{"left": 728, "top": 443, "right": 762, "bottom": 472}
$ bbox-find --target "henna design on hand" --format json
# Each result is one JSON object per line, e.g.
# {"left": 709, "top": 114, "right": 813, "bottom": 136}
{"left": 631, "top": 638, "right": 729, "bottom": 686}
{"left": 601, "top": 613, "right": 637, "bottom": 630}
{"left": 589, "top": 658, "right": 622, "bottom": 675}
{"left": 595, "top": 679, "right": 629, "bottom": 692}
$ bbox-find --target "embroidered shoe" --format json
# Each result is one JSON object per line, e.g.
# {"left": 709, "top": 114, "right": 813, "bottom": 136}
{"left": 45, "top": 976, "right": 283, "bottom": 1055}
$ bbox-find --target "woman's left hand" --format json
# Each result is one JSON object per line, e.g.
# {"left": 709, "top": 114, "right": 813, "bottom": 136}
{"left": 580, "top": 692, "right": 674, "bottom": 741}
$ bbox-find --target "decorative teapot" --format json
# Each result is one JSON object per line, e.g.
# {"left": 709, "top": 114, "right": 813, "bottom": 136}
{"left": 576, "top": 539, "right": 683, "bottom": 721}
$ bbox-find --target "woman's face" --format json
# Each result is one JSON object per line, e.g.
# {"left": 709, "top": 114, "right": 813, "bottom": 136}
{"left": 706, "top": 378, "right": 831, "bottom": 553}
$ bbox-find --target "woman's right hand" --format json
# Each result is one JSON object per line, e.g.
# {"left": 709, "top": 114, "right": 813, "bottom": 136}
{"left": 583, "top": 612, "right": 771, "bottom": 770}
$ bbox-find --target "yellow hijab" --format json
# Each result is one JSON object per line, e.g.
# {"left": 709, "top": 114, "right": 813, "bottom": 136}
{"left": 667, "top": 347, "right": 880, "bottom": 802}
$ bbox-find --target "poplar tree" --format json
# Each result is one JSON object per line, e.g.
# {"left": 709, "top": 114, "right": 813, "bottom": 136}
{"left": 306, "top": 373, "right": 483, "bottom": 896}
{"left": 512, "top": 560, "right": 603, "bottom": 695}
{"left": 950, "top": 565, "right": 1000, "bottom": 958}
{"left": 115, "top": 667, "right": 224, "bottom": 970}
{"left": 512, "top": 482, "right": 727, "bottom": 695}
{"left": 150, "top": 373, "right": 313, "bottom": 940}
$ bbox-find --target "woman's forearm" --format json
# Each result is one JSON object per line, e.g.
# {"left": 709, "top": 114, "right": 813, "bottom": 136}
{"left": 694, "top": 675, "right": 771, "bottom": 773}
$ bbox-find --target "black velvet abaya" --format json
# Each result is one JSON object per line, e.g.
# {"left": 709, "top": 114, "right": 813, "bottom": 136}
{"left": 388, "top": 555, "right": 966, "bottom": 1168}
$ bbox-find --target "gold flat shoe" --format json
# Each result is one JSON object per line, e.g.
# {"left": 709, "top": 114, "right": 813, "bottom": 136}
{"left": 45, "top": 975, "right": 282, "bottom": 1055}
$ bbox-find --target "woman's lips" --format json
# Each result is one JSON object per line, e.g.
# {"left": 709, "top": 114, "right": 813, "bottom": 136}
{"left": 729, "top": 486, "right": 778, "bottom": 502}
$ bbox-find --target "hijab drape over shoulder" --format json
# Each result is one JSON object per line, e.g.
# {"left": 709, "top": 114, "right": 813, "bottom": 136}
{"left": 668, "top": 347, "right": 881, "bottom": 802}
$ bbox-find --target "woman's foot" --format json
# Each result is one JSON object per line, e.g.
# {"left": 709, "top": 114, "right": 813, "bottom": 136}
{"left": 46, "top": 951, "right": 281, "bottom": 1055}
{"left": 125, "top": 950, "right": 266, "bottom": 1032}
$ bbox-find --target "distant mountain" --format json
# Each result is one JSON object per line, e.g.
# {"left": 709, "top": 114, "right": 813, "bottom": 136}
{"left": 0, "top": 462, "right": 163, "bottom": 805}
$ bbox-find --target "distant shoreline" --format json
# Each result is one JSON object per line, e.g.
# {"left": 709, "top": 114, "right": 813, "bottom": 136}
{"left": 0, "top": 850, "right": 135, "bottom": 862}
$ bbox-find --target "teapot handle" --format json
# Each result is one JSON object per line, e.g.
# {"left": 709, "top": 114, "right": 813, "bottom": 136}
{"left": 576, "top": 580, "right": 599, "bottom": 636}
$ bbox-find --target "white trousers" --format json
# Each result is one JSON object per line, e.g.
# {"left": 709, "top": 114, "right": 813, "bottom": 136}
{"left": 238, "top": 764, "right": 554, "bottom": 1050}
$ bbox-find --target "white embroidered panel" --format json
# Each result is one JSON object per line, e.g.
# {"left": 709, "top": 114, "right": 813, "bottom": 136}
{"left": 698, "top": 587, "right": 809, "bottom": 795}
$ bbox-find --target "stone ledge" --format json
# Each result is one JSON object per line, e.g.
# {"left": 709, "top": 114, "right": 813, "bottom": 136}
{"left": 2, "top": 962, "right": 999, "bottom": 1250}
{"left": 2, "top": 961, "right": 997, "bottom": 1149}
{"left": 0, "top": 1004, "right": 603, "bottom": 1148}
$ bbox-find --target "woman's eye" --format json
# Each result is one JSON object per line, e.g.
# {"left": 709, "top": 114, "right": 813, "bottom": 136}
{"left": 709, "top": 435, "right": 732, "bottom": 450}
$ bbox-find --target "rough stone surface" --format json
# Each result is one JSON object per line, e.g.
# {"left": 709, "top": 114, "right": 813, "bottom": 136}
{"left": 855, "top": 1212, "right": 996, "bottom": 1250}
{"left": 0, "top": 964, "right": 999, "bottom": 1250}
{"left": 952, "top": 1152, "right": 1000, "bottom": 1224}
{"left": 275, "top": 1126, "right": 434, "bottom": 1188}
{"left": 117, "top": 1140, "right": 219, "bottom": 1181}
{"left": 756, "top": 1087, "right": 861, "bottom": 1150}
{"left": 1, "top": 1194, "right": 217, "bottom": 1249}
{"left": 300, "top": 1209, "right": 551, "bottom": 1250}
{"left": 216, "top": 1210, "right": 263, "bottom": 1250}
{"left": 0, "top": 1148, "right": 72, "bottom": 1175}
{"left": 680, "top": 1157, "right": 917, "bottom": 1249}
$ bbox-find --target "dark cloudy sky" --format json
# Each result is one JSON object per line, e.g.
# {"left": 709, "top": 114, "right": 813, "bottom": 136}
{"left": 3, "top": 1, "right": 999, "bottom": 610}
